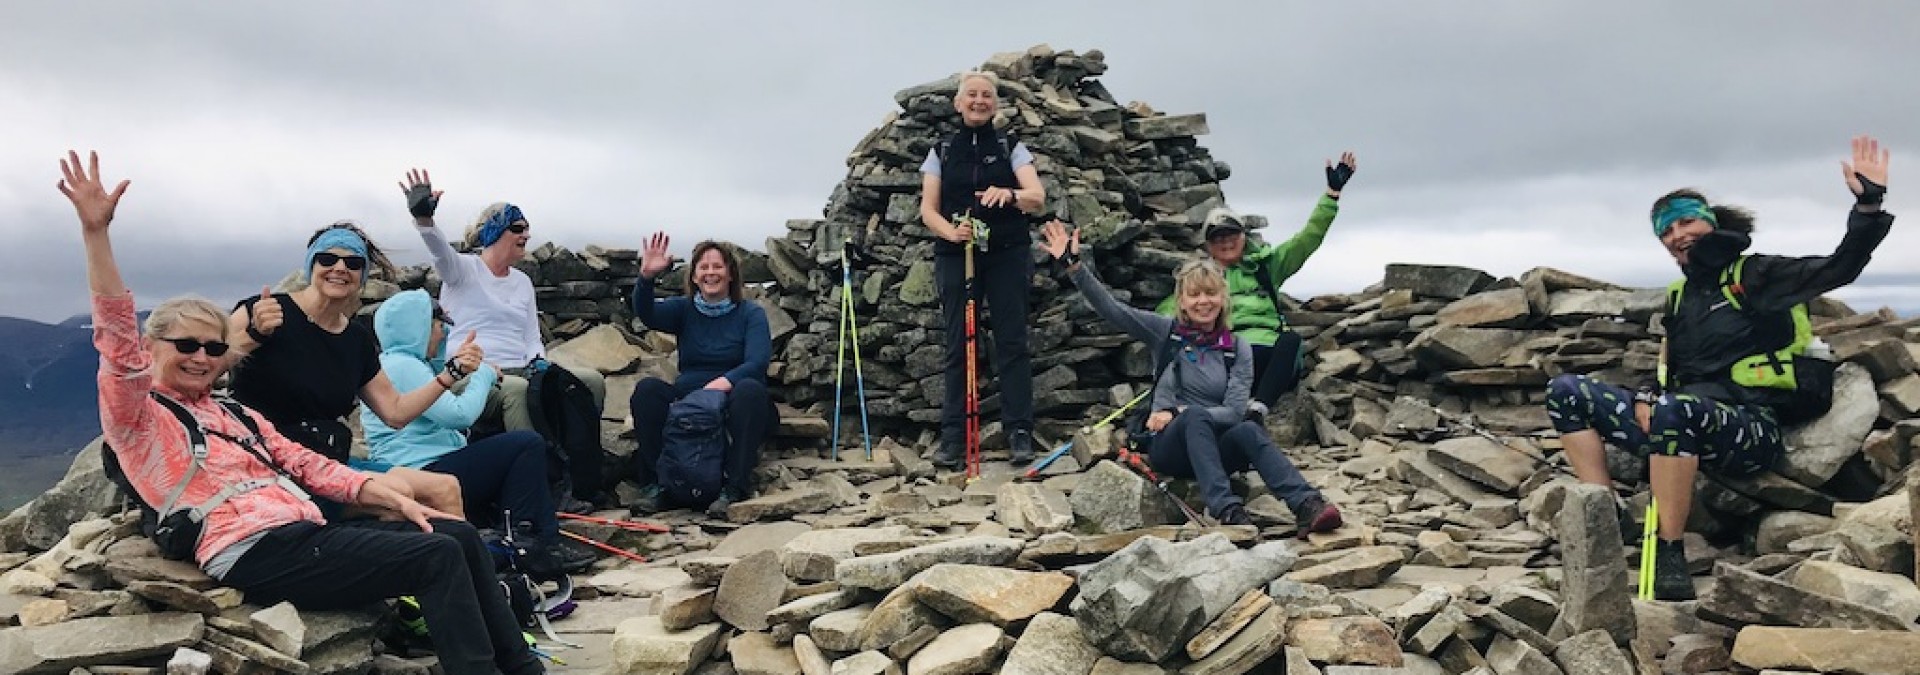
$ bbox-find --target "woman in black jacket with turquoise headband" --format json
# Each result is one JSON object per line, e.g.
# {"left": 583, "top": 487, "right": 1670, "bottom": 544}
{"left": 1041, "top": 221, "right": 1342, "bottom": 536}
{"left": 1544, "top": 136, "right": 1894, "bottom": 601}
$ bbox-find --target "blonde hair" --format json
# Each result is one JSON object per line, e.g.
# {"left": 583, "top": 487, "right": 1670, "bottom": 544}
{"left": 144, "top": 295, "right": 228, "bottom": 340}
{"left": 1172, "top": 259, "right": 1231, "bottom": 332}
{"left": 956, "top": 71, "right": 1000, "bottom": 94}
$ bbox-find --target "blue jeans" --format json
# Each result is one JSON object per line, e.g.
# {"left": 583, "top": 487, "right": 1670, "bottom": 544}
{"left": 1544, "top": 374, "right": 1783, "bottom": 476}
{"left": 1147, "top": 408, "right": 1321, "bottom": 517}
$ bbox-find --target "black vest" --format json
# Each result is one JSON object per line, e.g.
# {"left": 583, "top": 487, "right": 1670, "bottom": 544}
{"left": 934, "top": 125, "right": 1028, "bottom": 255}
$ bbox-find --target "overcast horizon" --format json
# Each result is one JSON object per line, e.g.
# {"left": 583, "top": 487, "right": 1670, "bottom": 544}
{"left": 2, "top": 2, "right": 1915, "bottom": 324}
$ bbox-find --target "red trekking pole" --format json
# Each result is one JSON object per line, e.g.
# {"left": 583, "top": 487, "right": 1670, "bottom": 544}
{"left": 1115, "top": 444, "right": 1210, "bottom": 527}
{"left": 961, "top": 212, "right": 983, "bottom": 482}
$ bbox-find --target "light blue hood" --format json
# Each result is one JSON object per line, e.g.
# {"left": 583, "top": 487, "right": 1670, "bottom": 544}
{"left": 363, "top": 289, "right": 495, "bottom": 469}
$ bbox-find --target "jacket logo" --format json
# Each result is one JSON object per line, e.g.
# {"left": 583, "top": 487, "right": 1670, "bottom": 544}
{"left": 1708, "top": 300, "right": 1732, "bottom": 312}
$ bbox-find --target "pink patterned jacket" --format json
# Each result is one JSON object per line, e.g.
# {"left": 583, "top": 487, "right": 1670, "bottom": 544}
{"left": 93, "top": 292, "right": 368, "bottom": 567}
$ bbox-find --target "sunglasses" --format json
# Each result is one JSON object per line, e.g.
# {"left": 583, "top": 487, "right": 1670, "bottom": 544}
{"left": 313, "top": 252, "right": 368, "bottom": 271}
{"left": 505, "top": 222, "right": 529, "bottom": 234}
{"left": 157, "top": 337, "right": 230, "bottom": 357}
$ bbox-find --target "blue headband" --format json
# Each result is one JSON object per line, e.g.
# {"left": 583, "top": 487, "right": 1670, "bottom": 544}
{"left": 1652, "top": 198, "right": 1717, "bottom": 238}
{"left": 476, "top": 204, "right": 526, "bottom": 248}
{"left": 306, "top": 226, "right": 370, "bottom": 286}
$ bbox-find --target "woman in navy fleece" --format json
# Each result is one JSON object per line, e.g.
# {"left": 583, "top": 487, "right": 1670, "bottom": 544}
{"left": 627, "top": 235, "right": 773, "bottom": 517}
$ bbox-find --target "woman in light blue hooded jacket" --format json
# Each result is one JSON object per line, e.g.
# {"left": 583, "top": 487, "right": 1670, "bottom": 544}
{"left": 362, "top": 289, "right": 591, "bottom": 579}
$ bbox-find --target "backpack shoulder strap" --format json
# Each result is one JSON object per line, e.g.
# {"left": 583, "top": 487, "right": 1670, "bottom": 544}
{"left": 147, "top": 392, "right": 210, "bottom": 515}
{"left": 216, "top": 399, "right": 262, "bottom": 437}
{"left": 935, "top": 137, "right": 954, "bottom": 164}
{"left": 1718, "top": 255, "right": 1751, "bottom": 311}
{"left": 999, "top": 130, "right": 1018, "bottom": 158}
{"left": 1254, "top": 259, "right": 1286, "bottom": 328}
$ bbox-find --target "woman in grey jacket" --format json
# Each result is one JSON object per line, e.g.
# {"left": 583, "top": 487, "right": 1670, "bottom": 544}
{"left": 1042, "top": 221, "right": 1342, "bottom": 535}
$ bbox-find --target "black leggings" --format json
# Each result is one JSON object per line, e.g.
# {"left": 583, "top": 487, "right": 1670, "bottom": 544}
{"left": 424, "top": 430, "right": 559, "bottom": 544}
{"left": 1250, "top": 331, "right": 1304, "bottom": 406}
{"left": 221, "top": 519, "right": 539, "bottom": 675}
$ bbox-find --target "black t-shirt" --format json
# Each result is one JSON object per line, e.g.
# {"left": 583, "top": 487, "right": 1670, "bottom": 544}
{"left": 230, "top": 294, "right": 381, "bottom": 433}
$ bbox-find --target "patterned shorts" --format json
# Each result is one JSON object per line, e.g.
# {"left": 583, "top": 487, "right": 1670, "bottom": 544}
{"left": 1544, "top": 374, "right": 1783, "bottom": 476}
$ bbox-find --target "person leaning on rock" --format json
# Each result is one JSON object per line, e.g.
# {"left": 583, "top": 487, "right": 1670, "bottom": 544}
{"left": 1041, "top": 220, "right": 1343, "bottom": 536}
{"left": 625, "top": 233, "right": 775, "bottom": 519}
{"left": 221, "top": 219, "right": 465, "bottom": 522}
{"left": 400, "top": 171, "right": 607, "bottom": 445}
{"left": 917, "top": 71, "right": 1048, "bottom": 467}
{"left": 1158, "top": 152, "right": 1357, "bottom": 421}
{"left": 1544, "top": 136, "right": 1895, "bottom": 601}
{"left": 58, "top": 151, "right": 545, "bottom": 675}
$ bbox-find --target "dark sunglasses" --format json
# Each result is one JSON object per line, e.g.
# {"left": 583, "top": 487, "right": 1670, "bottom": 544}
{"left": 313, "top": 252, "right": 367, "bottom": 271}
{"left": 505, "top": 222, "right": 529, "bottom": 234}
{"left": 158, "top": 337, "right": 230, "bottom": 357}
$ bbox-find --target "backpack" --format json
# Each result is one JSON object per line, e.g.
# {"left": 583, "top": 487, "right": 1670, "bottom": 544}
{"left": 657, "top": 389, "right": 729, "bottom": 507}
{"left": 1663, "top": 254, "right": 1835, "bottom": 426}
{"left": 101, "top": 393, "right": 303, "bottom": 561}
{"left": 526, "top": 364, "right": 607, "bottom": 503}
{"left": 1126, "top": 326, "right": 1240, "bottom": 444}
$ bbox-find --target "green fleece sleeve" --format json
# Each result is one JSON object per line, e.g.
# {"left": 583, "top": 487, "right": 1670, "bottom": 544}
{"left": 1258, "top": 194, "right": 1340, "bottom": 286}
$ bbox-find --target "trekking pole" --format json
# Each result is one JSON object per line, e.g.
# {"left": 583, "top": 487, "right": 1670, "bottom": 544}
{"left": 829, "top": 237, "right": 877, "bottom": 461}
{"left": 1115, "top": 445, "right": 1212, "bottom": 527}
{"left": 960, "top": 211, "right": 985, "bottom": 482}
{"left": 557, "top": 511, "right": 671, "bottom": 533}
{"left": 559, "top": 530, "right": 649, "bottom": 563}
{"left": 1024, "top": 389, "right": 1153, "bottom": 479}
{"left": 1637, "top": 498, "right": 1659, "bottom": 600}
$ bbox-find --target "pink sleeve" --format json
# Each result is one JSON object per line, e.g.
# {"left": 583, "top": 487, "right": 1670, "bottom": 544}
{"left": 248, "top": 410, "right": 369, "bottom": 504}
{"left": 93, "top": 292, "right": 155, "bottom": 452}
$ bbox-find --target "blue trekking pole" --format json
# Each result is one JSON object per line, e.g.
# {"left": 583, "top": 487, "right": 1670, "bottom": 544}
{"left": 1023, "top": 389, "right": 1152, "bottom": 479}
{"left": 830, "top": 237, "right": 878, "bottom": 460}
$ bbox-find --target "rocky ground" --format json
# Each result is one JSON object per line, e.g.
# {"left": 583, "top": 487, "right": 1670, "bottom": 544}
{"left": 3, "top": 45, "right": 1918, "bottom": 674}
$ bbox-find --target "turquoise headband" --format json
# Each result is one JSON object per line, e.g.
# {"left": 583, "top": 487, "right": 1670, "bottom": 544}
{"left": 306, "top": 226, "right": 370, "bottom": 287}
{"left": 1652, "top": 198, "right": 1716, "bottom": 238}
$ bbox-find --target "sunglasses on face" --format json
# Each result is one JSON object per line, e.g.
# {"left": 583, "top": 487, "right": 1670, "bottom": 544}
{"left": 505, "top": 222, "right": 529, "bottom": 235}
{"left": 158, "top": 337, "right": 230, "bottom": 357}
{"left": 313, "top": 252, "right": 368, "bottom": 271}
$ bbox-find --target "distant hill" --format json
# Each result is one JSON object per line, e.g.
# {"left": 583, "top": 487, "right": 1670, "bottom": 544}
{"left": 0, "top": 314, "right": 107, "bottom": 509}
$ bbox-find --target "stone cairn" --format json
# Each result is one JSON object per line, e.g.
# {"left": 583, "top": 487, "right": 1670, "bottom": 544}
{"left": 5, "top": 45, "right": 1920, "bottom": 675}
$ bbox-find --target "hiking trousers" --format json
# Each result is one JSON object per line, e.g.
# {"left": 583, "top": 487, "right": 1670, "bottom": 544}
{"left": 424, "top": 430, "right": 559, "bottom": 542}
{"left": 1545, "top": 373, "right": 1783, "bottom": 475}
{"left": 222, "top": 518, "right": 541, "bottom": 675}
{"left": 935, "top": 246, "right": 1035, "bottom": 451}
{"left": 1250, "top": 332, "right": 1304, "bottom": 407}
{"left": 629, "top": 376, "right": 772, "bottom": 502}
{"left": 1147, "top": 408, "right": 1322, "bottom": 518}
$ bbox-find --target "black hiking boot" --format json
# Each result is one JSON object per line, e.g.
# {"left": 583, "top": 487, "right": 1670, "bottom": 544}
{"left": 1652, "top": 538, "right": 1696, "bottom": 601}
{"left": 706, "top": 489, "right": 748, "bottom": 519}
{"left": 1009, "top": 429, "right": 1035, "bottom": 466}
{"left": 932, "top": 443, "right": 963, "bottom": 471}
{"left": 627, "top": 484, "right": 663, "bottom": 515}
{"left": 1215, "top": 502, "right": 1253, "bottom": 526}
{"left": 1293, "top": 495, "right": 1344, "bottom": 540}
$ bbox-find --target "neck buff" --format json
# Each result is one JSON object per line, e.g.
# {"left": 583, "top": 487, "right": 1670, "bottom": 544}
{"left": 306, "top": 226, "right": 370, "bottom": 287}
{"left": 476, "top": 203, "right": 526, "bottom": 248}
{"left": 1171, "top": 322, "right": 1234, "bottom": 362}
{"left": 1652, "top": 197, "right": 1717, "bottom": 238}
{"left": 693, "top": 293, "right": 736, "bottom": 318}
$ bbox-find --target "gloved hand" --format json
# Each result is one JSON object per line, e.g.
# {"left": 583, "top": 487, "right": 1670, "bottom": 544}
{"left": 1324, "top": 151, "right": 1358, "bottom": 193}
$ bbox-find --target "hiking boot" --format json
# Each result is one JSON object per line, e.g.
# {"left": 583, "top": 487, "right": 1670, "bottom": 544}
{"left": 705, "top": 490, "right": 746, "bottom": 519}
{"left": 554, "top": 539, "right": 597, "bottom": 573}
{"left": 1009, "top": 429, "right": 1035, "bottom": 466}
{"left": 627, "top": 484, "right": 663, "bottom": 515}
{"left": 1652, "top": 539, "right": 1696, "bottom": 601}
{"left": 555, "top": 494, "right": 594, "bottom": 515}
{"left": 1293, "top": 496, "right": 1344, "bottom": 540}
{"left": 932, "top": 444, "right": 963, "bottom": 471}
{"left": 1215, "top": 502, "right": 1253, "bottom": 526}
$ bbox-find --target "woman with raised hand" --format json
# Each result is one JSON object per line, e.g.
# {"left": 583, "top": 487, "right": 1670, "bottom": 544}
{"left": 223, "top": 219, "right": 467, "bottom": 519}
{"left": 1544, "top": 136, "right": 1895, "bottom": 600}
{"left": 62, "top": 150, "right": 543, "bottom": 675}
{"left": 626, "top": 233, "right": 773, "bottom": 519}
{"left": 1041, "top": 220, "right": 1342, "bottom": 537}
{"left": 917, "top": 71, "right": 1048, "bottom": 467}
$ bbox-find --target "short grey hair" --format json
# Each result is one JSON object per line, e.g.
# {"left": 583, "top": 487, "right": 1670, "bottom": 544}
{"left": 144, "top": 295, "right": 228, "bottom": 340}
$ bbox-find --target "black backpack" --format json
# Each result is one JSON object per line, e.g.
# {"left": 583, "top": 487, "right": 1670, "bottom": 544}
{"left": 526, "top": 365, "right": 607, "bottom": 503}
{"left": 101, "top": 393, "right": 299, "bottom": 561}
{"left": 657, "top": 389, "right": 728, "bottom": 507}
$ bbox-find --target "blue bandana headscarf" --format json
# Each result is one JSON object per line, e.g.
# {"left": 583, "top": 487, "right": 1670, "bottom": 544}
{"left": 1651, "top": 198, "right": 1717, "bottom": 238}
{"left": 306, "top": 226, "right": 370, "bottom": 287}
{"left": 475, "top": 203, "right": 527, "bottom": 248}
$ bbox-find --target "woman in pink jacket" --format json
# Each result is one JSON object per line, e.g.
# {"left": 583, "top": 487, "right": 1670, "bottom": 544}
{"left": 61, "top": 151, "right": 544, "bottom": 675}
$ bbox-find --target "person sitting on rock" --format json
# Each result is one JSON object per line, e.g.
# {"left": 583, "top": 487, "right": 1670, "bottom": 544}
{"left": 1544, "top": 136, "right": 1894, "bottom": 601}
{"left": 361, "top": 289, "right": 596, "bottom": 580}
{"left": 1042, "top": 220, "right": 1343, "bottom": 536}
{"left": 1157, "top": 152, "right": 1357, "bottom": 421}
{"left": 222, "top": 219, "right": 464, "bottom": 521}
{"left": 400, "top": 170, "right": 609, "bottom": 508}
{"left": 61, "top": 151, "right": 545, "bottom": 675}
{"left": 917, "top": 71, "right": 1048, "bottom": 466}
{"left": 626, "top": 233, "right": 774, "bottom": 518}
{"left": 398, "top": 172, "right": 606, "bottom": 439}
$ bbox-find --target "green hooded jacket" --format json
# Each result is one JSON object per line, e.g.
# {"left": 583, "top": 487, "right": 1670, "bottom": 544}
{"left": 1156, "top": 194, "right": 1339, "bottom": 346}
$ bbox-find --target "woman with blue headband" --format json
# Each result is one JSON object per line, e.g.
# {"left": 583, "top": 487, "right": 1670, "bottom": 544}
{"left": 224, "top": 221, "right": 476, "bottom": 519}
{"left": 1544, "top": 136, "right": 1895, "bottom": 601}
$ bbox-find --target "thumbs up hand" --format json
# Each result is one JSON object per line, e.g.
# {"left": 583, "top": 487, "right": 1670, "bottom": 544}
{"left": 250, "top": 287, "right": 283, "bottom": 337}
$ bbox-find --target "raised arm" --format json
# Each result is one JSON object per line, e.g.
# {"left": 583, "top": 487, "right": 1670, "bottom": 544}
{"left": 400, "top": 169, "right": 470, "bottom": 286}
{"left": 1748, "top": 136, "right": 1895, "bottom": 311}
{"left": 633, "top": 231, "right": 690, "bottom": 333}
{"left": 1041, "top": 221, "right": 1172, "bottom": 346}
{"left": 63, "top": 151, "right": 153, "bottom": 440}
{"left": 1259, "top": 152, "right": 1356, "bottom": 285}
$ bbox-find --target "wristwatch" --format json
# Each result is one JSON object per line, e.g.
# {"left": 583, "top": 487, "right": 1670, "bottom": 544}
{"left": 1632, "top": 386, "right": 1659, "bottom": 405}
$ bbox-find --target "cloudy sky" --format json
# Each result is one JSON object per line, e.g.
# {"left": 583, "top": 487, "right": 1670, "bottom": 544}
{"left": 1, "top": 2, "right": 1914, "bottom": 323}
